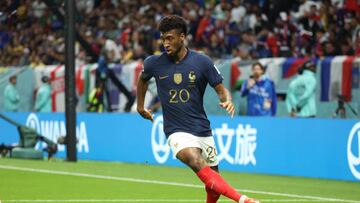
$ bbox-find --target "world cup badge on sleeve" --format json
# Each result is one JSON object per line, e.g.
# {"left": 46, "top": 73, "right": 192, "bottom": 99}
{"left": 174, "top": 73, "right": 182, "bottom": 85}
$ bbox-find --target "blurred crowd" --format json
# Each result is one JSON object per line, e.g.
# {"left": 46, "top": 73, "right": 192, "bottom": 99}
{"left": 0, "top": 0, "right": 359, "bottom": 67}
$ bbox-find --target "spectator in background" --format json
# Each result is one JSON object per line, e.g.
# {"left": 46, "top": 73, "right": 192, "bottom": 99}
{"left": 323, "top": 41, "right": 338, "bottom": 56}
{"left": 34, "top": 75, "right": 52, "bottom": 112}
{"left": 286, "top": 61, "right": 317, "bottom": 118}
{"left": 230, "top": 0, "right": 246, "bottom": 25}
{"left": 3, "top": 75, "right": 20, "bottom": 112}
{"left": 29, "top": 53, "right": 45, "bottom": 68}
{"left": 97, "top": 34, "right": 122, "bottom": 63}
{"left": 96, "top": 55, "right": 135, "bottom": 112}
{"left": 31, "top": 0, "right": 46, "bottom": 19}
{"left": 240, "top": 62, "right": 277, "bottom": 116}
{"left": 87, "top": 80, "right": 105, "bottom": 112}
{"left": 356, "top": 31, "right": 360, "bottom": 56}
{"left": 76, "top": 0, "right": 94, "bottom": 15}
{"left": 0, "top": 0, "right": 359, "bottom": 66}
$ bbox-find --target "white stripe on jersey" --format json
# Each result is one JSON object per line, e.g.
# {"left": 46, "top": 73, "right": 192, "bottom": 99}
{"left": 213, "top": 65, "right": 221, "bottom": 74}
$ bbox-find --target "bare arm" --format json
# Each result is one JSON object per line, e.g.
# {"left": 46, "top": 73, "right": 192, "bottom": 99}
{"left": 214, "top": 83, "right": 235, "bottom": 118}
{"left": 136, "top": 75, "right": 154, "bottom": 122}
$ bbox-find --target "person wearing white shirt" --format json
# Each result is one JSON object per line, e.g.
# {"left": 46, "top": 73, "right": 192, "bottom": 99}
{"left": 98, "top": 35, "right": 122, "bottom": 63}
{"left": 230, "top": 0, "right": 246, "bottom": 24}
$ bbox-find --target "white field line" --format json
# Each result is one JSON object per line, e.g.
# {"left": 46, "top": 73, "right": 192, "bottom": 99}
{"left": 0, "top": 165, "right": 359, "bottom": 203}
{"left": 0, "top": 199, "right": 348, "bottom": 202}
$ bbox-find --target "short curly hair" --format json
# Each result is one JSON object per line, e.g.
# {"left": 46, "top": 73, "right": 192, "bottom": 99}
{"left": 158, "top": 15, "right": 187, "bottom": 35}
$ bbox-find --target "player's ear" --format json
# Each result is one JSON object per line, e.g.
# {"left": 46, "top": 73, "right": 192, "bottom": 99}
{"left": 179, "top": 32, "right": 185, "bottom": 40}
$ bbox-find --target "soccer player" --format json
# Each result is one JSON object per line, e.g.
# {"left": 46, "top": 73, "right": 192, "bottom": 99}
{"left": 137, "top": 15, "right": 260, "bottom": 203}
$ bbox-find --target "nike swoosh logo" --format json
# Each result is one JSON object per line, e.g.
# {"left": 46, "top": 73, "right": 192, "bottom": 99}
{"left": 159, "top": 75, "right": 169, "bottom": 79}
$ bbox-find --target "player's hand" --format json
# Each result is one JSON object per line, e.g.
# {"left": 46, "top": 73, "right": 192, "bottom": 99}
{"left": 219, "top": 101, "right": 235, "bottom": 118}
{"left": 137, "top": 107, "right": 154, "bottom": 122}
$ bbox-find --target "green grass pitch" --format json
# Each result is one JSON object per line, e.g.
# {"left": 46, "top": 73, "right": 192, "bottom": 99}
{"left": 0, "top": 158, "right": 359, "bottom": 203}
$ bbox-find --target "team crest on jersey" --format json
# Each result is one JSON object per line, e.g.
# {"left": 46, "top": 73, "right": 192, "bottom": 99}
{"left": 174, "top": 73, "right": 182, "bottom": 85}
{"left": 188, "top": 71, "right": 196, "bottom": 83}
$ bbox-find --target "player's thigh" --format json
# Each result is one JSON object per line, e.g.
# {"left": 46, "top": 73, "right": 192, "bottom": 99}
{"left": 199, "top": 136, "right": 219, "bottom": 167}
{"left": 168, "top": 132, "right": 218, "bottom": 169}
{"left": 168, "top": 132, "right": 201, "bottom": 156}
{"left": 168, "top": 132, "right": 207, "bottom": 170}
{"left": 176, "top": 147, "right": 207, "bottom": 170}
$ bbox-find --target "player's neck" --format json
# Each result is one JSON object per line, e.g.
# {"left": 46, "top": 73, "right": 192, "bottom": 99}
{"left": 174, "top": 46, "right": 188, "bottom": 64}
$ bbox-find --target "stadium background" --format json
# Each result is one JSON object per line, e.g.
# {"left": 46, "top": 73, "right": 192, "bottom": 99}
{"left": 0, "top": 0, "right": 360, "bottom": 202}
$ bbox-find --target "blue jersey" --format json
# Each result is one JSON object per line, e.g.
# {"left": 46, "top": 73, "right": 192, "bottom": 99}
{"left": 142, "top": 50, "right": 223, "bottom": 138}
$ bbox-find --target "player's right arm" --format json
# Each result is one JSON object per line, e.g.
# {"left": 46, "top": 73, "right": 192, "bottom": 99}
{"left": 136, "top": 75, "right": 154, "bottom": 122}
{"left": 137, "top": 57, "right": 156, "bottom": 122}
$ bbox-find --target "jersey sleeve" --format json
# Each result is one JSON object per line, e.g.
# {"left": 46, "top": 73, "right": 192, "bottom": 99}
{"left": 141, "top": 56, "right": 155, "bottom": 81}
{"left": 203, "top": 55, "right": 223, "bottom": 87}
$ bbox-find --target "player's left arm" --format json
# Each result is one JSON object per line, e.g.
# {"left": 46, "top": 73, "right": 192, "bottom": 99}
{"left": 202, "top": 55, "right": 234, "bottom": 117}
{"left": 214, "top": 83, "right": 235, "bottom": 118}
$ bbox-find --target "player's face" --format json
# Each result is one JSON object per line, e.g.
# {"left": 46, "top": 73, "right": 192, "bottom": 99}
{"left": 160, "top": 29, "right": 185, "bottom": 57}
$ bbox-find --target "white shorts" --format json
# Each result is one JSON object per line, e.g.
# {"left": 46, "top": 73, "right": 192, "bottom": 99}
{"left": 167, "top": 132, "right": 219, "bottom": 166}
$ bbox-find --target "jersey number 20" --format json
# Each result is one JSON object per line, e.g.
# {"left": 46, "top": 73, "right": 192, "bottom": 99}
{"left": 169, "top": 89, "right": 190, "bottom": 103}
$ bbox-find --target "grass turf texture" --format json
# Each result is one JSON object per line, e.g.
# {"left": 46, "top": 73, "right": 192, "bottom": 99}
{"left": 0, "top": 158, "right": 359, "bottom": 203}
